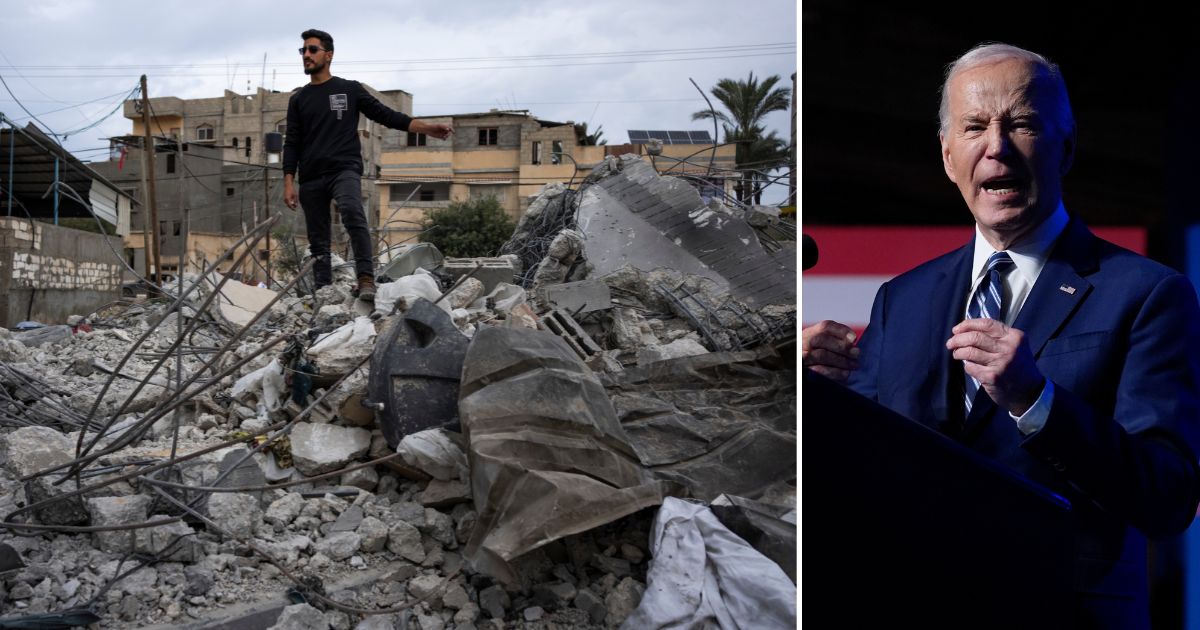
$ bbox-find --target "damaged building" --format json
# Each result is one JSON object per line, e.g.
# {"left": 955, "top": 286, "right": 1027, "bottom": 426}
{"left": 0, "top": 142, "right": 795, "bottom": 628}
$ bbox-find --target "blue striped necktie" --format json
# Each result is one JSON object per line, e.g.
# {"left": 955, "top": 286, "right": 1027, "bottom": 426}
{"left": 964, "top": 251, "right": 1015, "bottom": 413}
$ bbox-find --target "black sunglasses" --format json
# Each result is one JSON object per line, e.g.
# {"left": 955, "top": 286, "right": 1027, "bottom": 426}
{"left": 298, "top": 45, "right": 327, "bottom": 55}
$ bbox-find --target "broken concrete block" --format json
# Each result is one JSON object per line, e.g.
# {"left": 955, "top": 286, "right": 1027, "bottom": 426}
{"left": 86, "top": 495, "right": 151, "bottom": 553}
{"left": 478, "top": 585, "right": 510, "bottom": 619}
{"left": 315, "top": 304, "right": 352, "bottom": 328}
{"left": 357, "top": 516, "right": 389, "bottom": 553}
{"left": 418, "top": 479, "right": 471, "bottom": 509}
{"left": 535, "top": 279, "right": 612, "bottom": 314}
{"left": 268, "top": 603, "right": 326, "bottom": 630}
{"left": 540, "top": 309, "right": 602, "bottom": 361}
{"left": 205, "top": 272, "right": 278, "bottom": 329}
{"left": 136, "top": 516, "right": 200, "bottom": 563}
{"left": 446, "top": 277, "right": 484, "bottom": 310}
{"left": 290, "top": 423, "right": 372, "bottom": 476}
{"left": 2, "top": 426, "right": 74, "bottom": 478}
{"left": 386, "top": 520, "right": 425, "bottom": 563}
{"left": 205, "top": 493, "right": 261, "bottom": 539}
{"left": 635, "top": 336, "right": 709, "bottom": 366}
{"left": 442, "top": 257, "right": 516, "bottom": 293}
{"left": 265, "top": 492, "right": 305, "bottom": 530}
{"left": 604, "top": 577, "right": 645, "bottom": 623}
{"left": 320, "top": 366, "right": 373, "bottom": 427}
{"left": 308, "top": 317, "right": 377, "bottom": 380}
{"left": 574, "top": 588, "right": 606, "bottom": 624}
{"left": 397, "top": 429, "right": 467, "bottom": 481}
{"left": 315, "top": 531, "right": 361, "bottom": 561}
{"left": 341, "top": 466, "right": 378, "bottom": 492}
{"left": 24, "top": 476, "right": 89, "bottom": 526}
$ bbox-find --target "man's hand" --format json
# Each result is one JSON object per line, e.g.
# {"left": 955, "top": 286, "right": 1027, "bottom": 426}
{"left": 946, "top": 319, "right": 1044, "bottom": 415}
{"left": 284, "top": 180, "right": 298, "bottom": 210}
{"left": 410, "top": 120, "right": 453, "bottom": 140}
{"left": 425, "top": 122, "right": 453, "bottom": 140}
{"left": 802, "top": 320, "right": 859, "bottom": 383}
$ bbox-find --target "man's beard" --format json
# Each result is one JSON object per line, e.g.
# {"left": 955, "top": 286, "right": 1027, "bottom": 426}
{"left": 303, "top": 60, "right": 325, "bottom": 75}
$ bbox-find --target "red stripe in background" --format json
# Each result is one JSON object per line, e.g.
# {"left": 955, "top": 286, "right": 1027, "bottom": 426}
{"left": 804, "top": 226, "right": 1146, "bottom": 275}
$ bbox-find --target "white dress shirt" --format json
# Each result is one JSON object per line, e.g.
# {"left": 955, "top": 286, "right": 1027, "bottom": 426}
{"left": 963, "top": 203, "right": 1069, "bottom": 434}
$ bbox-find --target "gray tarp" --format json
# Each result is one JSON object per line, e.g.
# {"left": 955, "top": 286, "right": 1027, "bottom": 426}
{"left": 458, "top": 326, "right": 675, "bottom": 584}
{"left": 603, "top": 349, "right": 796, "bottom": 501}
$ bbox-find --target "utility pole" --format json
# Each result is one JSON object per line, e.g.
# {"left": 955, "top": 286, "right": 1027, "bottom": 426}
{"left": 139, "top": 75, "right": 162, "bottom": 286}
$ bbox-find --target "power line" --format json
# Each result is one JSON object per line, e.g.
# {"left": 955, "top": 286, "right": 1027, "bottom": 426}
{"left": 3, "top": 51, "right": 796, "bottom": 79}
{"left": 1, "top": 42, "right": 795, "bottom": 71}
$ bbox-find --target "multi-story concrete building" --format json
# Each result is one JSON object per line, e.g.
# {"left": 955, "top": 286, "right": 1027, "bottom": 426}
{"left": 376, "top": 110, "right": 737, "bottom": 247}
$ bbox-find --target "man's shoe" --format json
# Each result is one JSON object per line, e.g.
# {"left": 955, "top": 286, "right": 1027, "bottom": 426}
{"left": 357, "top": 275, "right": 376, "bottom": 302}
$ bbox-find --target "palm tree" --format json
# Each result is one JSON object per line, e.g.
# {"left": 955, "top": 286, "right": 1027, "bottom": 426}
{"left": 692, "top": 72, "right": 791, "bottom": 203}
{"left": 575, "top": 122, "right": 606, "bottom": 146}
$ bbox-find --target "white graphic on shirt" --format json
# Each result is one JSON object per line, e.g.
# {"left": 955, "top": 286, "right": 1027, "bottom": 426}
{"left": 329, "top": 94, "right": 348, "bottom": 120}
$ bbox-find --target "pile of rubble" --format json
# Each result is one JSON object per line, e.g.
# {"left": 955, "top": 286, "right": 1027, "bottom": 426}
{"left": 0, "top": 154, "right": 796, "bottom": 629}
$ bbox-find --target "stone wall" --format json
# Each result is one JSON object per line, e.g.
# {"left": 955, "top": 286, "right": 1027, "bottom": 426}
{"left": 0, "top": 218, "right": 123, "bottom": 326}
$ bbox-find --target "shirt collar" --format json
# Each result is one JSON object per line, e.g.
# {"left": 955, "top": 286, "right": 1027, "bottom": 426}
{"left": 970, "top": 203, "right": 1069, "bottom": 285}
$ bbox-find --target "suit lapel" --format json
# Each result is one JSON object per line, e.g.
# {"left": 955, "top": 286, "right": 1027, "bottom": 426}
{"left": 931, "top": 241, "right": 975, "bottom": 428}
{"left": 1012, "top": 218, "right": 1095, "bottom": 358}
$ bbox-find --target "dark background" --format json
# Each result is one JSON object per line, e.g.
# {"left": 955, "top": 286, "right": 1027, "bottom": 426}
{"left": 802, "top": 3, "right": 1200, "bottom": 269}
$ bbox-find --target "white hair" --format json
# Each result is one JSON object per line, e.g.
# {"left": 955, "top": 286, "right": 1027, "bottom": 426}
{"left": 938, "top": 43, "right": 1075, "bottom": 137}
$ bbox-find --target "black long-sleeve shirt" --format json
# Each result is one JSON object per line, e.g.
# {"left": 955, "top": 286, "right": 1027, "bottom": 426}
{"left": 282, "top": 76, "right": 412, "bottom": 179}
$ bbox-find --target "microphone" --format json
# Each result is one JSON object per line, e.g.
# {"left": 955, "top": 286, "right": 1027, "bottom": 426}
{"left": 803, "top": 234, "right": 819, "bottom": 270}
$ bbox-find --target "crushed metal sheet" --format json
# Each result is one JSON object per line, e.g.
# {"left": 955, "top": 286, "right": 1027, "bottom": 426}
{"left": 458, "top": 326, "right": 676, "bottom": 584}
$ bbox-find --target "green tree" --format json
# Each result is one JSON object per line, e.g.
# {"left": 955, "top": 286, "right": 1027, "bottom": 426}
{"left": 574, "top": 122, "right": 606, "bottom": 146}
{"left": 692, "top": 72, "right": 792, "bottom": 203}
{"left": 420, "top": 196, "right": 516, "bottom": 258}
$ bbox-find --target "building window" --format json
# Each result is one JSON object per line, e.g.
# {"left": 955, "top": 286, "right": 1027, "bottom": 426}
{"left": 532, "top": 141, "right": 542, "bottom": 165}
{"left": 276, "top": 121, "right": 287, "bottom": 134}
{"left": 551, "top": 140, "right": 563, "bottom": 165}
{"left": 231, "top": 137, "right": 238, "bottom": 149}
{"left": 407, "top": 132, "right": 427, "bottom": 147}
{"left": 196, "top": 126, "right": 214, "bottom": 141}
{"left": 226, "top": 187, "right": 235, "bottom": 197}
{"left": 245, "top": 137, "right": 252, "bottom": 158}
{"left": 478, "top": 128, "right": 498, "bottom": 146}
{"left": 166, "top": 153, "right": 176, "bottom": 174}
{"left": 419, "top": 190, "right": 435, "bottom": 201}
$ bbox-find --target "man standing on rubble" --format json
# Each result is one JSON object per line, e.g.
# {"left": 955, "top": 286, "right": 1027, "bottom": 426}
{"left": 282, "top": 28, "right": 452, "bottom": 300}
{"left": 803, "top": 43, "right": 1200, "bottom": 628}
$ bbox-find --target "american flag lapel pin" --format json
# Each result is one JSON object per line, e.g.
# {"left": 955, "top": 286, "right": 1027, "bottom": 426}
{"left": 1059, "top": 284, "right": 1076, "bottom": 295}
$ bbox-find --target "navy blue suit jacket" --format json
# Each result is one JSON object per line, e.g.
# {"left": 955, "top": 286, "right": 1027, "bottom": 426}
{"left": 848, "top": 218, "right": 1200, "bottom": 628}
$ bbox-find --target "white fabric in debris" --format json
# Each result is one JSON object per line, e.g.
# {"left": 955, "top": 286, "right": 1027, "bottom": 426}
{"left": 622, "top": 497, "right": 796, "bottom": 630}
{"left": 230, "top": 359, "right": 286, "bottom": 411}
{"left": 308, "top": 317, "right": 376, "bottom": 357}
{"left": 373, "top": 268, "right": 449, "bottom": 316}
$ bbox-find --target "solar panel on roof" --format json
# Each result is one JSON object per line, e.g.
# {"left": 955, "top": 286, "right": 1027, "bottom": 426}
{"left": 668, "top": 131, "right": 692, "bottom": 143}
{"left": 648, "top": 131, "right": 670, "bottom": 141}
{"left": 689, "top": 130, "right": 713, "bottom": 143}
{"left": 628, "top": 130, "right": 650, "bottom": 142}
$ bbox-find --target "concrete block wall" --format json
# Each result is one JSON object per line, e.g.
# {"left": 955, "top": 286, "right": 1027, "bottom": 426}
{"left": 0, "top": 219, "right": 123, "bottom": 327}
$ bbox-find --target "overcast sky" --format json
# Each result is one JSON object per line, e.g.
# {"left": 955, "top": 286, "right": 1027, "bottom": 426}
{"left": 0, "top": 0, "right": 797, "bottom": 202}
